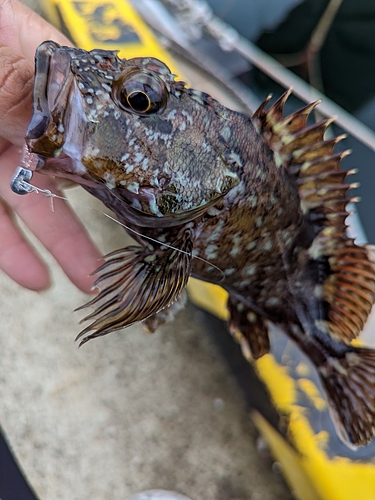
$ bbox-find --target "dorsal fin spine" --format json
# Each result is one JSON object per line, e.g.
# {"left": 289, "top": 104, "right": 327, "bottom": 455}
{"left": 252, "top": 91, "right": 375, "bottom": 343}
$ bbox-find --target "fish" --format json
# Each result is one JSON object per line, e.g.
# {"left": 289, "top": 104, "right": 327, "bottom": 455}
{"left": 24, "top": 40, "right": 375, "bottom": 448}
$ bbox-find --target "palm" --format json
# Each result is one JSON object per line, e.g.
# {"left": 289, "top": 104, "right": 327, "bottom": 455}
{"left": 0, "top": 0, "right": 102, "bottom": 292}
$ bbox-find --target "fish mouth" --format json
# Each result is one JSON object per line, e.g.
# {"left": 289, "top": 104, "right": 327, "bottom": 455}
{"left": 26, "top": 41, "right": 71, "bottom": 155}
{"left": 25, "top": 41, "right": 87, "bottom": 176}
{"left": 80, "top": 182, "right": 224, "bottom": 229}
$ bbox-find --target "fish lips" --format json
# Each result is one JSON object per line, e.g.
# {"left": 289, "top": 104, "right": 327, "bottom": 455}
{"left": 25, "top": 41, "right": 87, "bottom": 176}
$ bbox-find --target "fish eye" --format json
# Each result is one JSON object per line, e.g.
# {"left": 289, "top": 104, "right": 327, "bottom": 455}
{"left": 112, "top": 69, "right": 169, "bottom": 115}
{"left": 126, "top": 90, "right": 151, "bottom": 113}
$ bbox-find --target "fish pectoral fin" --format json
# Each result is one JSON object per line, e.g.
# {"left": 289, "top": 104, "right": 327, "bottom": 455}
{"left": 323, "top": 244, "right": 375, "bottom": 342}
{"left": 227, "top": 297, "right": 270, "bottom": 360}
{"left": 142, "top": 289, "right": 188, "bottom": 333}
{"left": 318, "top": 346, "right": 375, "bottom": 448}
{"left": 76, "top": 230, "right": 193, "bottom": 345}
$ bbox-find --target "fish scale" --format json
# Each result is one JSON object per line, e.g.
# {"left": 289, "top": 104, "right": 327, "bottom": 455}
{"left": 23, "top": 40, "right": 375, "bottom": 448}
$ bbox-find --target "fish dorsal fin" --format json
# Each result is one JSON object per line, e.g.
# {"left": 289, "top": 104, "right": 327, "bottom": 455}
{"left": 252, "top": 91, "right": 354, "bottom": 232}
{"left": 76, "top": 228, "right": 193, "bottom": 345}
{"left": 252, "top": 91, "right": 375, "bottom": 342}
{"left": 252, "top": 90, "right": 357, "bottom": 229}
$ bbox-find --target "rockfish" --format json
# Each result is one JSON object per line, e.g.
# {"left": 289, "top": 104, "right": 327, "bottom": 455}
{"left": 24, "top": 40, "right": 375, "bottom": 447}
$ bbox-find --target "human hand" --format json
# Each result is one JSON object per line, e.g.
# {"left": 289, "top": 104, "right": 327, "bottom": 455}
{"left": 0, "top": 0, "right": 102, "bottom": 292}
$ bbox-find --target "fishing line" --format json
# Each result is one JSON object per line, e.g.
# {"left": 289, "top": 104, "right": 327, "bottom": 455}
{"left": 22, "top": 181, "right": 225, "bottom": 280}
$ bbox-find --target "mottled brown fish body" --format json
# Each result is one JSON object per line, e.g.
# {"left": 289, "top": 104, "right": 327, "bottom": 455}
{"left": 26, "top": 41, "right": 375, "bottom": 448}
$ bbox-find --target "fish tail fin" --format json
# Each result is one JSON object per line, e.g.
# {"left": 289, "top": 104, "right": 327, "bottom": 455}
{"left": 317, "top": 346, "right": 375, "bottom": 448}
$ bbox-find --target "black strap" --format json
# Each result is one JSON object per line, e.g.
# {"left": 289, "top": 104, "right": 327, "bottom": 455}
{"left": 0, "top": 426, "right": 39, "bottom": 500}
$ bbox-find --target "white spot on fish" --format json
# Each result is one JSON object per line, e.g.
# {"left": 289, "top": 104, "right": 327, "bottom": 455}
{"left": 87, "top": 109, "right": 98, "bottom": 121}
{"left": 261, "top": 239, "right": 273, "bottom": 252}
{"left": 266, "top": 297, "right": 280, "bottom": 307}
{"left": 134, "top": 152, "right": 144, "bottom": 163}
{"left": 121, "top": 153, "right": 130, "bottom": 162}
{"left": 232, "top": 232, "right": 242, "bottom": 245}
{"left": 127, "top": 182, "right": 139, "bottom": 194}
{"left": 246, "top": 240, "right": 257, "bottom": 251}
{"left": 88, "top": 146, "right": 100, "bottom": 156}
{"left": 255, "top": 170, "right": 266, "bottom": 182}
{"left": 245, "top": 264, "right": 257, "bottom": 276}
{"left": 229, "top": 246, "right": 241, "bottom": 257}
{"left": 160, "top": 133, "right": 171, "bottom": 143}
{"left": 131, "top": 198, "right": 142, "bottom": 211}
{"left": 149, "top": 198, "right": 162, "bottom": 216}
{"left": 124, "top": 163, "right": 134, "bottom": 173}
{"left": 246, "top": 312, "right": 257, "bottom": 323}
{"left": 274, "top": 152, "right": 283, "bottom": 168}
{"left": 229, "top": 152, "right": 243, "bottom": 167}
{"left": 249, "top": 195, "right": 258, "bottom": 208}
{"left": 166, "top": 109, "right": 176, "bottom": 120}
{"left": 220, "top": 125, "right": 231, "bottom": 142}
{"left": 205, "top": 244, "right": 218, "bottom": 260}
{"left": 201, "top": 141, "right": 212, "bottom": 153}
{"left": 207, "top": 206, "right": 222, "bottom": 217}
{"left": 207, "top": 219, "right": 225, "bottom": 242}
{"left": 182, "top": 109, "right": 193, "bottom": 125}
{"left": 103, "top": 172, "right": 116, "bottom": 189}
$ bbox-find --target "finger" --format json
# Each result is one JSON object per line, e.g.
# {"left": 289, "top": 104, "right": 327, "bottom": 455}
{"left": 0, "top": 146, "right": 103, "bottom": 293}
{"left": 0, "top": 137, "right": 11, "bottom": 157}
{"left": 0, "top": 198, "right": 51, "bottom": 290}
{"left": 0, "top": 45, "right": 34, "bottom": 146}
{"left": 0, "top": 0, "right": 71, "bottom": 63}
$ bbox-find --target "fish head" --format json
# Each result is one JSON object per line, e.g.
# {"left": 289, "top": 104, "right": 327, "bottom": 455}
{"left": 26, "top": 41, "right": 240, "bottom": 226}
